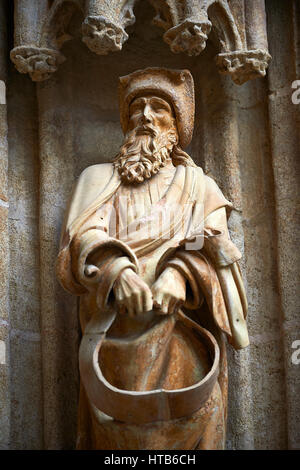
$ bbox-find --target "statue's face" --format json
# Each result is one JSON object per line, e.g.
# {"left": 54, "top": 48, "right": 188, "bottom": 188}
{"left": 128, "top": 95, "right": 175, "bottom": 135}
{"left": 114, "top": 94, "right": 178, "bottom": 184}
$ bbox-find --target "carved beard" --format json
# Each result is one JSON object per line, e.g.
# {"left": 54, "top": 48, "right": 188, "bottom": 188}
{"left": 113, "top": 124, "right": 178, "bottom": 184}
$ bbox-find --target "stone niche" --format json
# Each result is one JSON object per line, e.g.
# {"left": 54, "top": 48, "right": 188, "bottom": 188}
{"left": 0, "top": 0, "right": 299, "bottom": 450}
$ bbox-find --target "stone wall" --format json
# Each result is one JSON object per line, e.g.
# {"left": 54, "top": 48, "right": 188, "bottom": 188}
{"left": 0, "top": 0, "right": 299, "bottom": 449}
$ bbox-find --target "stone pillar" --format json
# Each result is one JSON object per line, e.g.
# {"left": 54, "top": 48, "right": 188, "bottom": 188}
{"left": 193, "top": 63, "right": 255, "bottom": 449}
{"left": 37, "top": 77, "right": 79, "bottom": 449}
{"left": 7, "top": 46, "right": 44, "bottom": 451}
{"left": 0, "top": 0, "right": 10, "bottom": 450}
{"left": 266, "top": 0, "right": 300, "bottom": 450}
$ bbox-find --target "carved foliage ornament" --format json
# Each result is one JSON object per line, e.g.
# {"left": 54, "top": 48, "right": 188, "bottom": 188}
{"left": 81, "top": 0, "right": 137, "bottom": 55}
{"left": 10, "top": 0, "right": 271, "bottom": 84}
{"left": 149, "top": 0, "right": 213, "bottom": 56}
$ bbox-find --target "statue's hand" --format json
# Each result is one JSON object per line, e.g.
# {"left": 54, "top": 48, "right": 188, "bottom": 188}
{"left": 113, "top": 268, "right": 153, "bottom": 317}
{"left": 151, "top": 267, "right": 186, "bottom": 315}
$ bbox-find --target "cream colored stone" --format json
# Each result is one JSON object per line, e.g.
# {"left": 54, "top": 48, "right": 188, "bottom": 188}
{"left": 56, "top": 66, "right": 249, "bottom": 449}
{"left": 1, "top": 0, "right": 299, "bottom": 451}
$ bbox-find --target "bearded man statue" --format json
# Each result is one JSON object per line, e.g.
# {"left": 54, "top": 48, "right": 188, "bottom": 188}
{"left": 56, "top": 67, "right": 249, "bottom": 450}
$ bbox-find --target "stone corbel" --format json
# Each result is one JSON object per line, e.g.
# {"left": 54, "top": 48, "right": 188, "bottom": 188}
{"left": 149, "top": 0, "right": 212, "bottom": 56}
{"left": 209, "top": 0, "right": 271, "bottom": 85}
{"left": 149, "top": 0, "right": 271, "bottom": 85}
{"left": 10, "top": 0, "right": 271, "bottom": 85}
{"left": 81, "top": 0, "right": 138, "bottom": 55}
{"left": 10, "top": 0, "right": 84, "bottom": 82}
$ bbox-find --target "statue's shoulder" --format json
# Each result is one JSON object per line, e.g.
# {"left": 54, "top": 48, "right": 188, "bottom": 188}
{"left": 202, "top": 172, "right": 233, "bottom": 213}
{"left": 203, "top": 173, "right": 221, "bottom": 191}
{"left": 184, "top": 164, "right": 222, "bottom": 193}
{"left": 193, "top": 164, "right": 204, "bottom": 176}
{"left": 78, "top": 162, "right": 114, "bottom": 187}
{"left": 66, "top": 163, "right": 114, "bottom": 226}
{"left": 186, "top": 164, "right": 205, "bottom": 182}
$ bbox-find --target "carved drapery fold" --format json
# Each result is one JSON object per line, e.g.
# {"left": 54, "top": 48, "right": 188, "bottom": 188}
{"left": 10, "top": 0, "right": 271, "bottom": 85}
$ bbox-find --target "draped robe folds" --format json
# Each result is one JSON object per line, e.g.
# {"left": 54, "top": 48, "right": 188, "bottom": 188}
{"left": 56, "top": 161, "right": 249, "bottom": 450}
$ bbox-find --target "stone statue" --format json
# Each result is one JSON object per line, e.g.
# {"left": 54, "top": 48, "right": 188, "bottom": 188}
{"left": 56, "top": 67, "right": 249, "bottom": 450}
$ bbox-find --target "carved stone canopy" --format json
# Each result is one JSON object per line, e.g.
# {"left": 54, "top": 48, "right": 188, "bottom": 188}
{"left": 10, "top": 0, "right": 271, "bottom": 85}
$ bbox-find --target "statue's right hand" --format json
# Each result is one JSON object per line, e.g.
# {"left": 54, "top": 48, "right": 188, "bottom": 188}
{"left": 113, "top": 268, "right": 153, "bottom": 317}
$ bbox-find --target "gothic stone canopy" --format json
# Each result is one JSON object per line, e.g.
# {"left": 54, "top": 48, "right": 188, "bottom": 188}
{"left": 10, "top": 0, "right": 271, "bottom": 85}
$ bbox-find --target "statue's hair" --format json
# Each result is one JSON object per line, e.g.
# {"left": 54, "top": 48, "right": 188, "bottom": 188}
{"left": 171, "top": 145, "right": 197, "bottom": 167}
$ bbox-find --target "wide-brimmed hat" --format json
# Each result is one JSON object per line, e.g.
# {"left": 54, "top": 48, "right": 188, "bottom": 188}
{"left": 119, "top": 67, "right": 195, "bottom": 149}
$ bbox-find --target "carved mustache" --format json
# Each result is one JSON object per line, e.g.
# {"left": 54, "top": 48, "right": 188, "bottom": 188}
{"left": 135, "top": 124, "right": 158, "bottom": 137}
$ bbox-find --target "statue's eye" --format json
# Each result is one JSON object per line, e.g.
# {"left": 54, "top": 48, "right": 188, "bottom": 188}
{"left": 129, "top": 105, "right": 142, "bottom": 116}
{"left": 151, "top": 101, "right": 170, "bottom": 113}
{"left": 152, "top": 105, "right": 165, "bottom": 113}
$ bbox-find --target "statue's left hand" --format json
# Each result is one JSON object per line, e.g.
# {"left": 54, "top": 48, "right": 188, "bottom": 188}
{"left": 151, "top": 267, "right": 186, "bottom": 315}
{"left": 113, "top": 268, "right": 153, "bottom": 317}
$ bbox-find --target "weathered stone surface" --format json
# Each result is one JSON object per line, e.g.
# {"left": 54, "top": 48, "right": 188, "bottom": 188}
{"left": 2, "top": 0, "right": 299, "bottom": 450}
{"left": 0, "top": 322, "right": 10, "bottom": 449}
{"left": 10, "top": 0, "right": 271, "bottom": 85}
{"left": 266, "top": 0, "right": 300, "bottom": 450}
{"left": 82, "top": 0, "right": 138, "bottom": 55}
{"left": 0, "top": 1, "right": 9, "bottom": 450}
{"left": 250, "top": 338, "right": 287, "bottom": 449}
{"left": 9, "top": 331, "right": 43, "bottom": 449}
{"left": 53, "top": 63, "right": 247, "bottom": 448}
{"left": 6, "top": 65, "right": 43, "bottom": 450}
{"left": 149, "top": 0, "right": 212, "bottom": 56}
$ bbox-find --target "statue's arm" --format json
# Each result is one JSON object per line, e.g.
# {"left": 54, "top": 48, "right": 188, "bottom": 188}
{"left": 155, "top": 206, "right": 249, "bottom": 349}
{"left": 57, "top": 164, "right": 154, "bottom": 315}
{"left": 204, "top": 207, "right": 249, "bottom": 349}
{"left": 71, "top": 228, "right": 139, "bottom": 309}
{"left": 70, "top": 228, "right": 153, "bottom": 316}
{"left": 56, "top": 164, "right": 139, "bottom": 305}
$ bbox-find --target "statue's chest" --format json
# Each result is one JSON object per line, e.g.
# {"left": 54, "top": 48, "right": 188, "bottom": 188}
{"left": 113, "top": 169, "right": 176, "bottom": 227}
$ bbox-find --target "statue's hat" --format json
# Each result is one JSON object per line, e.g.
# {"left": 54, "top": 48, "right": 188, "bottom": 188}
{"left": 119, "top": 67, "right": 195, "bottom": 149}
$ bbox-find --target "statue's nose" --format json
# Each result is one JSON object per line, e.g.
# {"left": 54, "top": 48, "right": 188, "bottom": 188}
{"left": 142, "top": 104, "right": 153, "bottom": 124}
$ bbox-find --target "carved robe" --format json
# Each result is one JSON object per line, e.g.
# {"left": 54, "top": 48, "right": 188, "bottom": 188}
{"left": 56, "top": 161, "right": 249, "bottom": 450}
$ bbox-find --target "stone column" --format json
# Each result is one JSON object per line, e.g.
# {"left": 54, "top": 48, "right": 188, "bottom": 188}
{"left": 193, "top": 64, "right": 255, "bottom": 449}
{"left": 266, "top": 0, "right": 300, "bottom": 450}
{"left": 0, "top": 0, "right": 10, "bottom": 450}
{"left": 37, "top": 75, "right": 79, "bottom": 449}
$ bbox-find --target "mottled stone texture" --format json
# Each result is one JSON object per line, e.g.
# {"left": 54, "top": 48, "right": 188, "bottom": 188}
{"left": 266, "top": 0, "right": 300, "bottom": 450}
{"left": 7, "top": 69, "right": 43, "bottom": 449}
{"left": 1, "top": 1, "right": 299, "bottom": 449}
{"left": 10, "top": 0, "right": 271, "bottom": 85}
{"left": 0, "top": 0, "right": 10, "bottom": 451}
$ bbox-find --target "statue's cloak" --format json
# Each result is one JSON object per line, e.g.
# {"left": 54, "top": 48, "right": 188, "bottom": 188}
{"left": 56, "top": 162, "right": 249, "bottom": 449}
